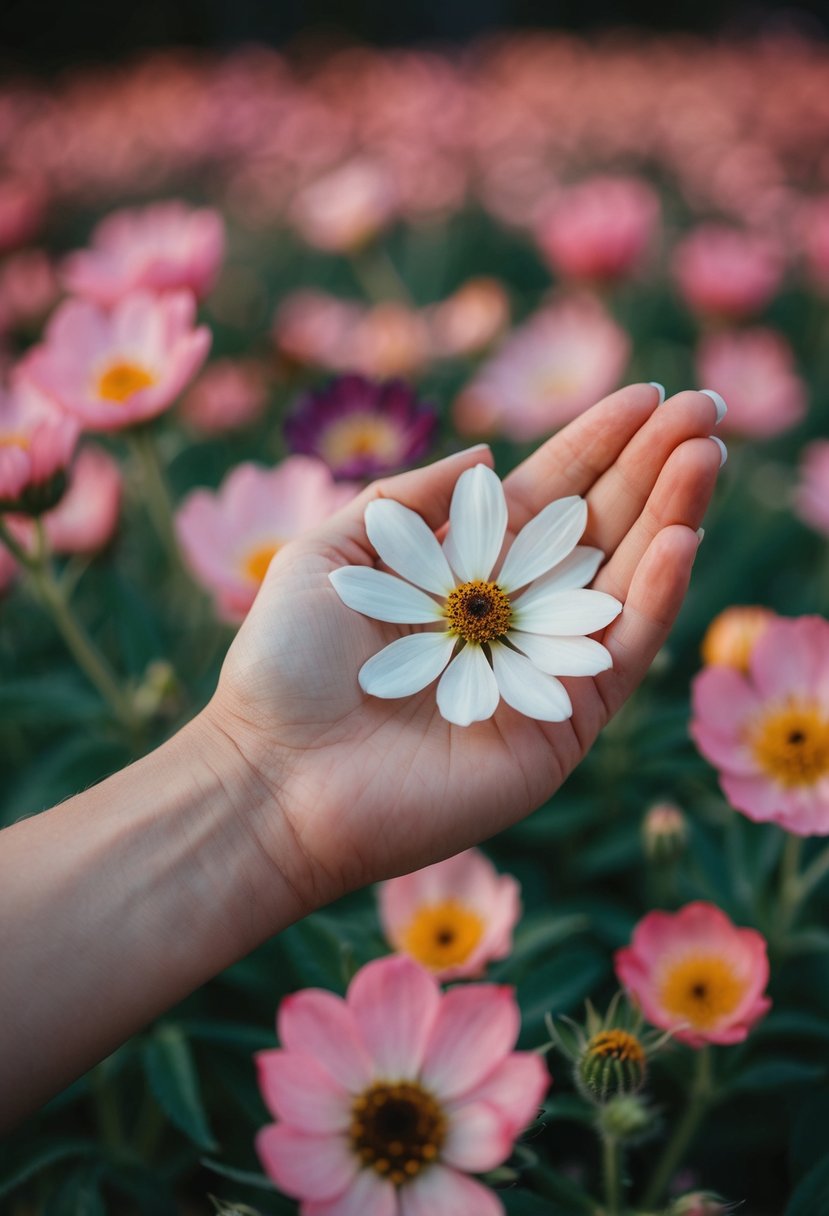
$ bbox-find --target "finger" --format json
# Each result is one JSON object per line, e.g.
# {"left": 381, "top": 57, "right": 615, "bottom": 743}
{"left": 504, "top": 382, "right": 662, "bottom": 525}
{"left": 582, "top": 390, "right": 722, "bottom": 556}
{"left": 592, "top": 436, "right": 720, "bottom": 602}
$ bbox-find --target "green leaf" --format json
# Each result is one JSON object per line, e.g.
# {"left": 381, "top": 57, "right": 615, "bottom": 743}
{"left": 142, "top": 1023, "right": 217, "bottom": 1151}
{"left": 0, "top": 1139, "right": 98, "bottom": 1200}
{"left": 489, "top": 914, "right": 589, "bottom": 980}
{"left": 727, "top": 1059, "right": 826, "bottom": 1094}
{"left": 786, "top": 1152, "right": 829, "bottom": 1216}
{"left": 42, "top": 1166, "right": 106, "bottom": 1216}
{"left": 201, "top": 1158, "right": 279, "bottom": 1191}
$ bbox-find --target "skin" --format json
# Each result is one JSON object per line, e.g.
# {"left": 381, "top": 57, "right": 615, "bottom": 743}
{"left": 0, "top": 383, "right": 722, "bottom": 1127}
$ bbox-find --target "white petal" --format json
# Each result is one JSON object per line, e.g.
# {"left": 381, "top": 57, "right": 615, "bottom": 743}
{"left": 498, "top": 496, "right": 587, "bottom": 591}
{"left": 436, "top": 644, "right": 500, "bottom": 726}
{"left": 491, "top": 644, "right": 573, "bottom": 721}
{"left": 359, "top": 632, "right": 456, "bottom": 698}
{"left": 513, "top": 587, "right": 622, "bottom": 636}
{"left": 329, "top": 567, "right": 443, "bottom": 624}
{"left": 365, "top": 499, "right": 455, "bottom": 596}
{"left": 529, "top": 545, "right": 605, "bottom": 593}
{"left": 509, "top": 631, "right": 613, "bottom": 676}
{"left": 444, "top": 464, "right": 507, "bottom": 582}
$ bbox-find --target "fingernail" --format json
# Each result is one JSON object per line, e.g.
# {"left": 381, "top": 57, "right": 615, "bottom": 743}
{"left": 709, "top": 435, "right": 728, "bottom": 467}
{"left": 449, "top": 443, "right": 490, "bottom": 459}
{"left": 648, "top": 381, "right": 666, "bottom": 405}
{"left": 700, "top": 389, "right": 727, "bottom": 424}
{"left": 696, "top": 527, "right": 705, "bottom": 543}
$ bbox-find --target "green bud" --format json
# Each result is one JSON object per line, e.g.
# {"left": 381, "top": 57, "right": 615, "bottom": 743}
{"left": 642, "top": 801, "right": 687, "bottom": 863}
{"left": 597, "top": 1093, "right": 653, "bottom": 1142}
{"left": 576, "top": 1028, "right": 647, "bottom": 1102}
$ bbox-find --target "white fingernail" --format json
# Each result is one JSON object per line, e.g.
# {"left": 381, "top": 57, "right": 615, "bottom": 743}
{"left": 696, "top": 527, "right": 705, "bottom": 543}
{"left": 648, "top": 381, "right": 666, "bottom": 404}
{"left": 709, "top": 435, "right": 728, "bottom": 467}
{"left": 700, "top": 389, "right": 727, "bottom": 424}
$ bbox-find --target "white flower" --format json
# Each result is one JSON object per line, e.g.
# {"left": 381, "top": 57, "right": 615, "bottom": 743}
{"left": 329, "top": 464, "right": 622, "bottom": 727}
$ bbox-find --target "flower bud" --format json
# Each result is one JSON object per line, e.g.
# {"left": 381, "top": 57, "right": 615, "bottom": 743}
{"left": 701, "top": 605, "right": 775, "bottom": 673}
{"left": 668, "top": 1193, "right": 730, "bottom": 1216}
{"left": 577, "top": 1028, "right": 647, "bottom": 1102}
{"left": 642, "top": 802, "right": 688, "bottom": 863}
{"left": 597, "top": 1093, "right": 654, "bottom": 1142}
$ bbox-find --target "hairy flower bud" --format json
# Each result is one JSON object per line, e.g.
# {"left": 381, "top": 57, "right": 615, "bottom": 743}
{"left": 597, "top": 1093, "right": 654, "bottom": 1142}
{"left": 577, "top": 1028, "right": 647, "bottom": 1102}
{"left": 642, "top": 802, "right": 688, "bottom": 863}
{"left": 668, "top": 1193, "right": 730, "bottom": 1216}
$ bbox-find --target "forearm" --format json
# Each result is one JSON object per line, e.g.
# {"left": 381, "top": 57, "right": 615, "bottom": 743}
{"left": 0, "top": 711, "right": 303, "bottom": 1129}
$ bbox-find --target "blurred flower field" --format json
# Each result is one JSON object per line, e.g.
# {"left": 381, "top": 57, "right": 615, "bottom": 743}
{"left": 3, "top": 29, "right": 829, "bottom": 1216}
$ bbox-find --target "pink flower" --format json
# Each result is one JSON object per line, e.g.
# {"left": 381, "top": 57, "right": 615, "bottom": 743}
{"left": 0, "top": 249, "right": 60, "bottom": 334}
{"left": 290, "top": 159, "right": 398, "bottom": 253}
{"left": 41, "top": 445, "right": 122, "bottom": 555}
{"left": 672, "top": 225, "right": 784, "bottom": 321}
{"left": 0, "top": 541, "right": 18, "bottom": 595}
{"left": 691, "top": 615, "right": 829, "bottom": 836}
{"left": 695, "top": 328, "right": 806, "bottom": 438}
{"left": 176, "top": 456, "right": 356, "bottom": 623}
{"left": 21, "top": 291, "right": 211, "bottom": 432}
{"left": 615, "top": 902, "right": 771, "bottom": 1048}
{"left": 62, "top": 200, "right": 225, "bottom": 306}
{"left": 274, "top": 291, "right": 364, "bottom": 370}
{"left": 378, "top": 849, "right": 521, "bottom": 981}
{"left": 426, "top": 279, "right": 510, "bottom": 359}
{"left": 255, "top": 954, "right": 548, "bottom": 1216}
{"left": 794, "top": 441, "right": 829, "bottom": 537}
{"left": 453, "top": 298, "right": 629, "bottom": 441}
{"left": 0, "top": 378, "right": 79, "bottom": 514}
{"left": 799, "top": 195, "right": 829, "bottom": 293}
{"left": 0, "top": 177, "right": 47, "bottom": 253}
{"left": 535, "top": 175, "right": 660, "bottom": 284}
{"left": 350, "top": 303, "right": 431, "bottom": 379}
{"left": 179, "top": 358, "right": 268, "bottom": 435}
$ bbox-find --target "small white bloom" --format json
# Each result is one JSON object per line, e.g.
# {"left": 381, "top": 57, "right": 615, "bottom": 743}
{"left": 329, "top": 464, "right": 622, "bottom": 726}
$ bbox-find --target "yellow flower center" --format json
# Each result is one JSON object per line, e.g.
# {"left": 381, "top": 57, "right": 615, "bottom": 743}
{"left": 444, "top": 579, "right": 512, "bottom": 644}
{"left": 97, "top": 360, "right": 156, "bottom": 403}
{"left": 242, "top": 542, "right": 281, "bottom": 584}
{"left": 0, "top": 432, "right": 30, "bottom": 450}
{"left": 320, "top": 414, "right": 402, "bottom": 465}
{"left": 586, "top": 1029, "right": 646, "bottom": 1064}
{"left": 401, "top": 899, "right": 485, "bottom": 971}
{"left": 350, "top": 1081, "right": 445, "bottom": 1186}
{"left": 749, "top": 700, "right": 829, "bottom": 787}
{"left": 659, "top": 954, "right": 746, "bottom": 1029}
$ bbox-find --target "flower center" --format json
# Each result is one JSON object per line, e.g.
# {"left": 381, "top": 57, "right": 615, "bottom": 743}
{"left": 242, "top": 542, "right": 281, "bottom": 584}
{"left": 0, "top": 432, "right": 30, "bottom": 450}
{"left": 586, "top": 1029, "right": 646, "bottom": 1064}
{"left": 402, "top": 899, "right": 485, "bottom": 971}
{"left": 659, "top": 954, "right": 746, "bottom": 1029}
{"left": 749, "top": 700, "right": 829, "bottom": 787}
{"left": 350, "top": 1081, "right": 446, "bottom": 1186}
{"left": 97, "top": 360, "right": 156, "bottom": 403}
{"left": 320, "top": 414, "right": 402, "bottom": 465}
{"left": 444, "top": 579, "right": 512, "bottom": 644}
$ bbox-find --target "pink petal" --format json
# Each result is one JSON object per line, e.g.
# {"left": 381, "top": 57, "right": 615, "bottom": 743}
{"left": 442, "top": 1101, "right": 514, "bottom": 1171}
{"left": 279, "top": 990, "right": 372, "bottom": 1091}
{"left": 691, "top": 723, "right": 758, "bottom": 776}
{"left": 256, "top": 1050, "right": 351, "bottom": 1132}
{"left": 347, "top": 956, "right": 441, "bottom": 1077}
{"left": 420, "top": 985, "right": 519, "bottom": 1101}
{"left": 719, "top": 772, "right": 788, "bottom": 824}
{"left": 750, "top": 616, "right": 829, "bottom": 700}
{"left": 255, "top": 1125, "right": 357, "bottom": 1201}
{"left": 400, "top": 1166, "right": 504, "bottom": 1216}
{"left": 454, "top": 1052, "right": 549, "bottom": 1135}
{"left": 691, "top": 666, "right": 759, "bottom": 737}
{"left": 304, "top": 1169, "right": 398, "bottom": 1216}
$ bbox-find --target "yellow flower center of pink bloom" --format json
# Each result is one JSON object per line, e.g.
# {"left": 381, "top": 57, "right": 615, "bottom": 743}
{"left": 402, "top": 899, "right": 485, "bottom": 971}
{"left": 701, "top": 606, "right": 774, "bottom": 672}
{"left": 445, "top": 579, "right": 512, "bottom": 644}
{"left": 0, "top": 432, "right": 31, "bottom": 450}
{"left": 659, "top": 954, "right": 746, "bottom": 1029}
{"left": 320, "top": 414, "right": 402, "bottom": 465}
{"left": 242, "top": 543, "right": 281, "bottom": 584}
{"left": 350, "top": 1081, "right": 446, "bottom": 1185}
{"left": 749, "top": 700, "right": 829, "bottom": 787}
{"left": 97, "top": 360, "right": 156, "bottom": 403}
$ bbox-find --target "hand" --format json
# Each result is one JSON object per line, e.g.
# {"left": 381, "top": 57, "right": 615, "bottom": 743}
{"left": 207, "top": 384, "right": 722, "bottom": 909}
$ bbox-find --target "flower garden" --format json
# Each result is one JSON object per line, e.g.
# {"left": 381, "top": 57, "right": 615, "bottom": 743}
{"left": 3, "top": 29, "right": 829, "bottom": 1216}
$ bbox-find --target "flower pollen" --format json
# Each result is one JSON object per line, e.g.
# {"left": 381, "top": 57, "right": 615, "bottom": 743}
{"left": 242, "top": 542, "right": 281, "bottom": 584}
{"left": 97, "top": 360, "right": 156, "bottom": 403}
{"left": 749, "top": 700, "right": 829, "bottom": 787}
{"left": 659, "top": 954, "right": 746, "bottom": 1030}
{"left": 402, "top": 899, "right": 485, "bottom": 971}
{"left": 445, "top": 579, "right": 512, "bottom": 644}
{"left": 350, "top": 1081, "right": 446, "bottom": 1186}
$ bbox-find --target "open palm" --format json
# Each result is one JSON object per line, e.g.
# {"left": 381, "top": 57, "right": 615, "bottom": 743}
{"left": 211, "top": 383, "right": 722, "bottom": 908}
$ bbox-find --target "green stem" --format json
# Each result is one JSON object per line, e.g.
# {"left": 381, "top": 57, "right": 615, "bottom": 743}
{"left": 641, "top": 1047, "right": 713, "bottom": 1210}
{"left": 524, "top": 1164, "right": 599, "bottom": 1214}
{"left": 349, "top": 244, "right": 412, "bottom": 305}
{"left": 93, "top": 1060, "right": 125, "bottom": 1151}
{"left": 0, "top": 516, "right": 36, "bottom": 569}
{"left": 602, "top": 1134, "right": 622, "bottom": 1216}
{"left": 130, "top": 426, "right": 180, "bottom": 566}
{"left": 797, "top": 842, "right": 829, "bottom": 903}
{"left": 773, "top": 833, "right": 805, "bottom": 950}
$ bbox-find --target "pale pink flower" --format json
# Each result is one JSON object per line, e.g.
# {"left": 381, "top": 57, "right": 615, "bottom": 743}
{"left": 274, "top": 291, "right": 363, "bottom": 370}
{"left": 256, "top": 954, "right": 548, "bottom": 1216}
{"left": 350, "top": 303, "right": 431, "bottom": 379}
{"left": 0, "top": 177, "right": 47, "bottom": 253}
{"left": 378, "top": 849, "right": 521, "bottom": 981}
{"left": 453, "top": 298, "right": 629, "bottom": 441}
{"left": 179, "top": 358, "right": 268, "bottom": 435}
{"left": 176, "top": 456, "right": 356, "bottom": 623}
{"left": 695, "top": 329, "right": 806, "bottom": 438}
{"left": 0, "top": 378, "right": 79, "bottom": 513}
{"left": 290, "top": 159, "right": 398, "bottom": 253}
{"left": 799, "top": 195, "right": 829, "bottom": 292}
{"left": 615, "top": 902, "right": 770, "bottom": 1048}
{"left": 0, "top": 250, "right": 60, "bottom": 334}
{"left": 692, "top": 615, "right": 829, "bottom": 836}
{"left": 62, "top": 200, "right": 225, "bottom": 306}
{"left": 535, "top": 175, "right": 660, "bottom": 284}
{"left": 794, "top": 441, "right": 829, "bottom": 538}
{"left": 21, "top": 291, "right": 211, "bottom": 432}
{"left": 426, "top": 278, "right": 510, "bottom": 359}
{"left": 41, "top": 446, "right": 122, "bottom": 555}
{"left": 672, "top": 225, "right": 784, "bottom": 321}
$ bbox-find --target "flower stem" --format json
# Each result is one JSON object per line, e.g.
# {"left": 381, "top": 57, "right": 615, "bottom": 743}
{"left": 797, "top": 842, "right": 829, "bottom": 903}
{"left": 350, "top": 244, "right": 412, "bottom": 305}
{"left": 0, "top": 516, "right": 35, "bottom": 569}
{"left": 130, "top": 426, "right": 180, "bottom": 566}
{"left": 641, "top": 1047, "right": 713, "bottom": 1210}
{"left": 773, "top": 833, "right": 805, "bottom": 950}
{"left": 602, "top": 1134, "right": 622, "bottom": 1216}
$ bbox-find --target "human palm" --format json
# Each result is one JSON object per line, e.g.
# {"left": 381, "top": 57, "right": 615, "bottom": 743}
{"left": 211, "top": 384, "right": 722, "bottom": 907}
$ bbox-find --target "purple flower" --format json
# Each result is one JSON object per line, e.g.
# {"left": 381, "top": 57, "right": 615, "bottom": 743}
{"left": 284, "top": 374, "right": 438, "bottom": 480}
